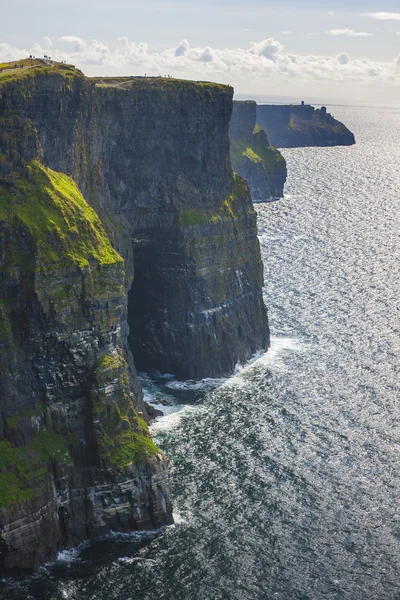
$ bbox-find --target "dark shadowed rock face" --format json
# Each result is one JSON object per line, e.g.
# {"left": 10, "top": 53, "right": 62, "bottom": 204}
{"left": 0, "top": 62, "right": 268, "bottom": 574}
{"left": 80, "top": 80, "right": 269, "bottom": 379}
{"left": 256, "top": 103, "right": 355, "bottom": 148}
{"left": 229, "top": 101, "right": 286, "bottom": 201}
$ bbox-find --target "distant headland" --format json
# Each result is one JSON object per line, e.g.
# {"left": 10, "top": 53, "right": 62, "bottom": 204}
{"left": 256, "top": 102, "right": 355, "bottom": 148}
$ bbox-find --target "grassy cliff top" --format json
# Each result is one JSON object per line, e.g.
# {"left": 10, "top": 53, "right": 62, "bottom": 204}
{"left": 0, "top": 59, "right": 84, "bottom": 89}
{"left": 233, "top": 100, "right": 257, "bottom": 105}
{"left": 0, "top": 59, "right": 230, "bottom": 95}
{"left": 92, "top": 75, "right": 231, "bottom": 93}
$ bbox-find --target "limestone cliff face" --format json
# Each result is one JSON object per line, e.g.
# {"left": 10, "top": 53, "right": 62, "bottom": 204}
{"left": 229, "top": 101, "right": 286, "bottom": 201}
{"left": 256, "top": 104, "right": 355, "bottom": 148}
{"left": 0, "top": 62, "right": 268, "bottom": 574}
{"left": 81, "top": 79, "right": 269, "bottom": 378}
{"left": 0, "top": 69, "right": 172, "bottom": 576}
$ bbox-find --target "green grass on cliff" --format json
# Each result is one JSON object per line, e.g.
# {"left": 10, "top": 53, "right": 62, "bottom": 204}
{"left": 230, "top": 130, "right": 285, "bottom": 174}
{"left": 0, "top": 427, "right": 75, "bottom": 509}
{"left": 0, "top": 160, "right": 123, "bottom": 269}
{"left": 0, "top": 60, "right": 83, "bottom": 90}
{"left": 0, "top": 440, "right": 34, "bottom": 508}
{"left": 93, "top": 75, "right": 230, "bottom": 94}
{"left": 5, "top": 404, "right": 43, "bottom": 429}
{"left": 93, "top": 350, "right": 160, "bottom": 468}
{"left": 178, "top": 173, "right": 249, "bottom": 227}
{"left": 178, "top": 209, "right": 214, "bottom": 226}
{"left": 33, "top": 430, "right": 72, "bottom": 462}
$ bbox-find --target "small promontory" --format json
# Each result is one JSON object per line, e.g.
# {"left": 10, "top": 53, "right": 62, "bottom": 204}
{"left": 256, "top": 103, "right": 355, "bottom": 148}
{"left": 229, "top": 101, "right": 286, "bottom": 201}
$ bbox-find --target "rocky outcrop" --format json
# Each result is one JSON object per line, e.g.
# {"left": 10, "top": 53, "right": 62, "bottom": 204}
{"left": 229, "top": 101, "right": 286, "bottom": 201}
{"left": 256, "top": 103, "right": 355, "bottom": 147}
{"left": 0, "top": 61, "right": 269, "bottom": 575}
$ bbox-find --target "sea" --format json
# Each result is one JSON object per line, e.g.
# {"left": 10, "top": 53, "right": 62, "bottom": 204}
{"left": 1, "top": 103, "right": 399, "bottom": 599}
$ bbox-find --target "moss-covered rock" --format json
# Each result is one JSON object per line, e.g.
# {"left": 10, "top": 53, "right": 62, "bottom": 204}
{"left": 0, "top": 160, "right": 122, "bottom": 269}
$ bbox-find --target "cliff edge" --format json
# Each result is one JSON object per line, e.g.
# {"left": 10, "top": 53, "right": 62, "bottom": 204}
{"left": 256, "top": 103, "right": 355, "bottom": 148}
{"left": 229, "top": 101, "right": 286, "bottom": 201}
{"left": 0, "top": 60, "right": 269, "bottom": 575}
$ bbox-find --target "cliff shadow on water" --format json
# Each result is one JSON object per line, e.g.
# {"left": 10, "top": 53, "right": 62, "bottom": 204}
{"left": 0, "top": 60, "right": 269, "bottom": 576}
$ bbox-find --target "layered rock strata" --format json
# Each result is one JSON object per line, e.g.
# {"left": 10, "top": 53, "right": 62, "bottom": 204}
{"left": 229, "top": 101, "right": 286, "bottom": 201}
{"left": 256, "top": 103, "right": 355, "bottom": 147}
{"left": 0, "top": 61, "right": 269, "bottom": 575}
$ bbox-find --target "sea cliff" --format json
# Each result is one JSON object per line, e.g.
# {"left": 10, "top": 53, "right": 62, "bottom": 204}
{"left": 256, "top": 103, "right": 355, "bottom": 148}
{"left": 229, "top": 101, "right": 286, "bottom": 201}
{"left": 0, "top": 61, "right": 269, "bottom": 575}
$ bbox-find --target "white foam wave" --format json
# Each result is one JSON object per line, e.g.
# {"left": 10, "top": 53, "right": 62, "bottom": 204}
{"left": 266, "top": 336, "right": 300, "bottom": 360}
{"left": 149, "top": 338, "right": 301, "bottom": 431}
{"left": 171, "top": 509, "right": 189, "bottom": 525}
{"left": 165, "top": 377, "right": 227, "bottom": 391}
{"left": 243, "top": 337, "right": 299, "bottom": 371}
{"left": 150, "top": 405, "right": 197, "bottom": 433}
{"left": 118, "top": 557, "right": 157, "bottom": 565}
{"left": 109, "top": 529, "right": 154, "bottom": 541}
{"left": 216, "top": 338, "right": 301, "bottom": 391}
{"left": 57, "top": 544, "right": 87, "bottom": 563}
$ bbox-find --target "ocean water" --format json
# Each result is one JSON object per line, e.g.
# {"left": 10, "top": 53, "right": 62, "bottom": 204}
{"left": 1, "top": 104, "right": 400, "bottom": 600}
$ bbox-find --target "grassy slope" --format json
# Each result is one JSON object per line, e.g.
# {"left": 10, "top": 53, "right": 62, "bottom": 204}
{"left": 0, "top": 160, "right": 123, "bottom": 269}
{"left": 230, "top": 126, "right": 285, "bottom": 177}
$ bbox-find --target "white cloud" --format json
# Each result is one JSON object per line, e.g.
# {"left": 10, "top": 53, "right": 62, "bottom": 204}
{"left": 60, "top": 36, "right": 87, "bottom": 52}
{"left": 337, "top": 52, "right": 350, "bottom": 65}
{"left": 43, "top": 36, "right": 52, "bottom": 48}
{"left": 0, "top": 36, "right": 399, "bottom": 94}
{"left": 249, "top": 38, "right": 283, "bottom": 60}
{"left": 175, "top": 39, "right": 189, "bottom": 57}
{"left": 281, "top": 31, "right": 293, "bottom": 35}
{"left": 362, "top": 12, "right": 400, "bottom": 21}
{"left": 0, "top": 42, "right": 26, "bottom": 62}
{"left": 199, "top": 46, "right": 214, "bottom": 62}
{"left": 328, "top": 29, "right": 373, "bottom": 37}
{"left": 328, "top": 11, "right": 335, "bottom": 16}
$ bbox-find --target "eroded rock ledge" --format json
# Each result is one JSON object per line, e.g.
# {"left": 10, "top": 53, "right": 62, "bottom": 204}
{"left": 0, "top": 60, "right": 269, "bottom": 575}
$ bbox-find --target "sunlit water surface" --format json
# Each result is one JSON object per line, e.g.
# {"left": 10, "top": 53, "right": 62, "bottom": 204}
{"left": 1, "top": 105, "right": 400, "bottom": 600}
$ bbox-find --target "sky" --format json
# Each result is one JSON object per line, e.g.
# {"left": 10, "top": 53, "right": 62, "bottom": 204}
{"left": 1, "top": 0, "right": 400, "bottom": 104}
